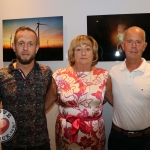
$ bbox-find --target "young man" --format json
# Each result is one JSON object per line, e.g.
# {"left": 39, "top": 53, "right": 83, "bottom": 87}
{"left": 0, "top": 26, "right": 57, "bottom": 150}
{"left": 108, "top": 26, "right": 150, "bottom": 150}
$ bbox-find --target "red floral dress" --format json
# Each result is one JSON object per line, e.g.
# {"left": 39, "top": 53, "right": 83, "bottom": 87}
{"left": 53, "top": 68, "right": 108, "bottom": 150}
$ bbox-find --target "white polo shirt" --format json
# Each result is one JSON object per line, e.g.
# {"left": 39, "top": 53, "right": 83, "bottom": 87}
{"left": 110, "top": 58, "right": 150, "bottom": 130}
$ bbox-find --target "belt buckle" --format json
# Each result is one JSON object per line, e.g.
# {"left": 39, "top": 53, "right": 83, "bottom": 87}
{"left": 127, "top": 131, "right": 137, "bottom": 137}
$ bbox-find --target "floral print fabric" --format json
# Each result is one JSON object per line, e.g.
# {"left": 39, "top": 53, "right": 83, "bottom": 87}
{"left": 0, "top": 60, "right": 52, "bottom": 148}
{"left": 53, "top": 68, "right": 108, "bottom": 150}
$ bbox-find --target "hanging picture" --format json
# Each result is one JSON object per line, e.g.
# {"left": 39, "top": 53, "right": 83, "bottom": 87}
{"left": 3, "top": 16, "right": 63, "bottom": 61}
{"left": 87, "top": 13, "right": 150, "bottom": 61}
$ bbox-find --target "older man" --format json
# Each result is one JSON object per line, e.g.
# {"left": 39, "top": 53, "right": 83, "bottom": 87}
{"left": 108, "top": 26, "right": 150, "bottom": 150}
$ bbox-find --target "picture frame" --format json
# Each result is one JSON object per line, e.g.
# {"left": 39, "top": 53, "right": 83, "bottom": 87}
{"left": 87, "top": 13, "right": 150, "bottom": 61}
{"left": 3, "top": 16, "right": 63, "bottom": 61}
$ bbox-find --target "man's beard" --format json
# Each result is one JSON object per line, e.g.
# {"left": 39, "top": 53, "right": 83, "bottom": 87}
{"left": 16, "top": 53, "right": 36, "bottom": 65}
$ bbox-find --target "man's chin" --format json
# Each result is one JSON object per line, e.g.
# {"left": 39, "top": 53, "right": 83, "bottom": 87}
{"left": 18, "top": 58, "right": 34, "bottom": 65}
{"left": 20, "top": 61, "right": 32, "bottom": 65}
{"left": 16, "top": 54, "right": 35, "bottom": 65}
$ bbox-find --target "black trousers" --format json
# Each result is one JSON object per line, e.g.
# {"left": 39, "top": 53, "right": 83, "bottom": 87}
{"left": 108, "top": 128, "right": 150, "bottom": 150}
{"left": 2, "top": 142, "right": 51, "bottom": 150}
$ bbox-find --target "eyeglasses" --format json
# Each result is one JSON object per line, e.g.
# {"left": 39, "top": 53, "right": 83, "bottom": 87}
{"left": 125, "top": 40, "right": 143, "bottom": 46}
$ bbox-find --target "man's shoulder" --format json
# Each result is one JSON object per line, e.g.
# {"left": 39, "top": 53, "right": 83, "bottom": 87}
{"left": 0, "top": 66, "right": 10, "bottom": 81}
{"left": 38, "top": 63, "right": 51, "bottom": 70}
{"left": 146, "top": 61, "right": 150, "bottom": 66}
{"left": 110, "top": 62, "right": 123, "bottom": 71}
{"left": 145, "top": 61, "right": 150, "bottom": 70}
{"left": 0, "top": 66, "right": 9, "bottom": 74}
{"left": 35, "top": 62, "right": 52, "bottom": 72}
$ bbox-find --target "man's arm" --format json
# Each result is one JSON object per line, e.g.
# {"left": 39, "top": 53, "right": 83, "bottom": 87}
{"left": 104, "top": 75, "right": 113, "bottom": 106}
{"left": 45, "top": 77, "right": 58, "bottom": 112}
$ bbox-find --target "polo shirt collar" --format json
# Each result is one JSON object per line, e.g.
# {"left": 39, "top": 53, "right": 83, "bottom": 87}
{"left": 120, "top": 58, "right": 146, "bottom": 72}
{"left": 8, "top": 59, "right": 41, "bottom": 73}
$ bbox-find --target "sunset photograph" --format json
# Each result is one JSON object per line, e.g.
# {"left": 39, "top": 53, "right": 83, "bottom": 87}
{"left": 3, "top": 16, "right": 63, "bottom": 61}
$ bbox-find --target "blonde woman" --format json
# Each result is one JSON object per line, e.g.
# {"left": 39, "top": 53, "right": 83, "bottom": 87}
{"left": 53, "top": 35, "right": 112, "bottom": 150}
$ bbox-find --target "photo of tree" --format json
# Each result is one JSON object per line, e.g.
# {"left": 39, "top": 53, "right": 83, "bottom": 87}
{"left": 3, "top": 16, "right": 63, "bottom": 61}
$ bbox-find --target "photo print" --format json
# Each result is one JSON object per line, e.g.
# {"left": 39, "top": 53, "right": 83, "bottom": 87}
{"left": 87, "top": 13, "right": 150, "bottom": 61}
{"left": 3, "top": 16, "right": 63, "bottom": 61}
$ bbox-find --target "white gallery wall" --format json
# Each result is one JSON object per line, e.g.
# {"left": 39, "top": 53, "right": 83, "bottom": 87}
{"left": 0, "top": 0, "right": 150, "bottom": 149}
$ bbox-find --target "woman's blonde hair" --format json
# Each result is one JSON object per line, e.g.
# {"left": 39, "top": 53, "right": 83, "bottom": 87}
{"left": 68, "top": 35, "right": 99, "bottom": 66}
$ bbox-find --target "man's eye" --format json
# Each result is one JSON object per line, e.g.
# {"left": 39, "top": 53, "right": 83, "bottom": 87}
{"left": 19, "top": 43, "right": 24, "bottom": 46}
{"left": 127, "top": 40, "right": 132, "bottom": 44}
{"left": 29, "top": 43, "right": 33, "bottom": 46}
{"left": 136, "top": 41, "right": 141, "bottom": 44}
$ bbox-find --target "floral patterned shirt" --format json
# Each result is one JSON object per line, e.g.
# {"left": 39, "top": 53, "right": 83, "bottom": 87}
{"left": 0, "top": 60, "right": 52, "bottom": 148}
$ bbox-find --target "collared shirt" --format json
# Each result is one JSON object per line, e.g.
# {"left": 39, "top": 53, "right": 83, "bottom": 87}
{"left": 0, "top": 60, "right": 52, "bottom": 148}
{"left": 110, "top": 58, "right": 150, "bottom": 130}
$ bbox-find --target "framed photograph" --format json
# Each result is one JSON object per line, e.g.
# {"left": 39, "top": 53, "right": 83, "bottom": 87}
{"left": 3, "top": 16, "right": 63, "bottom": 61}
{"left": 87, "top": 13, "right": 150, "bottom": 61}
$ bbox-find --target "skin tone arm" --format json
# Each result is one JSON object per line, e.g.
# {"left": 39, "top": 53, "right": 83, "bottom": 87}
{"left": 104, "top": 75, "right": 113, "bottom": 106}
{"left": 45, "top": 77, "right": 58, "bottom": 112}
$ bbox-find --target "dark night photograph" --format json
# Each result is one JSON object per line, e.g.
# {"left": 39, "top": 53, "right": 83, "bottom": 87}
{"left": 87, "top": 13, "right": 150, "bottom": 61}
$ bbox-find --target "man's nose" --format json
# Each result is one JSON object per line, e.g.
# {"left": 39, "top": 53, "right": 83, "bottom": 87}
{"left": 23, "top": 44, "right": 28, "bottom": 50}
{"left": 131, "top": 41, "right": 137, "bottom": 47}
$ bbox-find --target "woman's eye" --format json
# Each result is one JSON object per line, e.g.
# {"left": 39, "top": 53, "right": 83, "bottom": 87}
{"left": 86, "top": 47, "right": 91, "bottom": 50}
{"left": 76, "top": 48, "right": 81, "bottom": 51}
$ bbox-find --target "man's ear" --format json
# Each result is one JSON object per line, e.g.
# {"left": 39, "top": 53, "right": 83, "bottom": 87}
{"left": 12, "top": 43, "right": 16, "bottom": 52}
{"left": 120, "top": 42, "right": 125, "bottom": 52}
{"left": 36, "top": 45, "right": 39, "bottom": 54}
{"left": 143, "top": 42, "right": 148, "bottom": 52}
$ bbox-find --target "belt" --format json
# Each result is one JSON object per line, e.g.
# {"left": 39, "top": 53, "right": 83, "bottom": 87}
{"left": 112, "top": 123, "right": 150, "bottom": 137}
